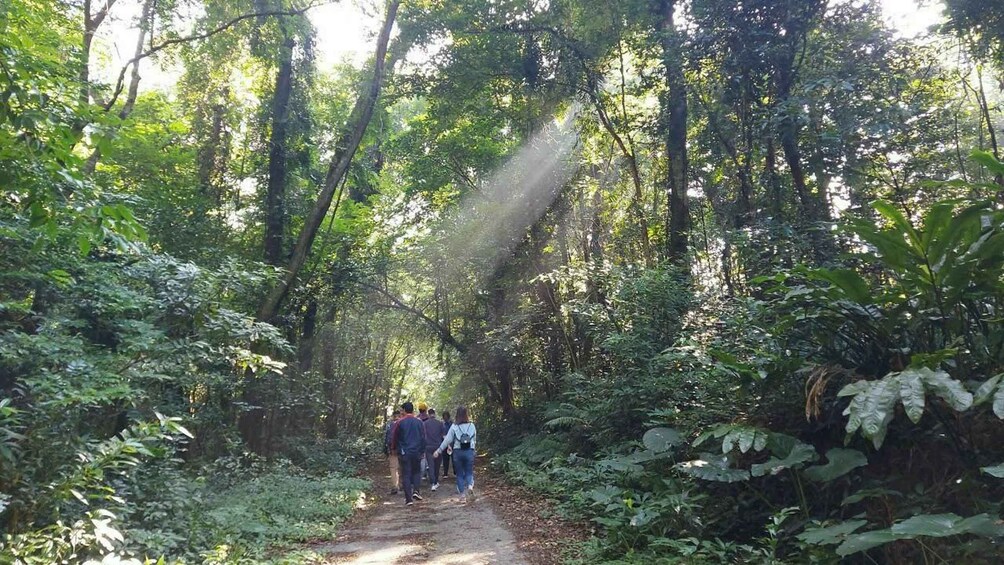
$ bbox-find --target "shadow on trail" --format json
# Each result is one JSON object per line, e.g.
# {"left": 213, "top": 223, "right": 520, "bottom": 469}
{"left": 310, "top": 456, "right": 527, "bottom": 565}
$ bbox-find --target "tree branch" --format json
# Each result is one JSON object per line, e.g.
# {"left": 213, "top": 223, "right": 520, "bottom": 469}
{"left": 90, "top": 0, "right": 119, "bottom": 33}
{"left": 104, "top": 3, "right": 327, "bottom": 111}
{"left": 362, "top": 282, "right": 468, "bottom": 355}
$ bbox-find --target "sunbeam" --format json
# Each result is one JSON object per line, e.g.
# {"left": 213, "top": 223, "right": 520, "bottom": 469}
{"left": 440, "top": 105, "right": 581, "bottom": 285}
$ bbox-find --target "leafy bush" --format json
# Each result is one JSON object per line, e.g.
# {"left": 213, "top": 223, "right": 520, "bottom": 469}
{"left": 497, "top": 189, "right": 1004, "bottom": 563}
{"left": 199, "top": 464, "right": 368, "bottom": 549}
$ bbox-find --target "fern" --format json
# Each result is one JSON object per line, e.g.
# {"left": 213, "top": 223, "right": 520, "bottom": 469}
{"left": 544, "top": 416, "right": 587, "bottom": 430}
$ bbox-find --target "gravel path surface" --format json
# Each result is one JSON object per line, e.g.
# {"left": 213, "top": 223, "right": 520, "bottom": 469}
{"left": 314, "top": 459, "right": 527, "bottom": 564}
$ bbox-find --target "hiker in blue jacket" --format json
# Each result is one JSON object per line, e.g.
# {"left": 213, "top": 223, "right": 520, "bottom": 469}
{"left": 391, "top": 401, "right": 427, "bottom": 505}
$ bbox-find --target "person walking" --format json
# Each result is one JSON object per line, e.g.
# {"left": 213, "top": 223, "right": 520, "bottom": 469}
{"left": 391, "top": 401, "right": 427, "bottom": 506}
{"left": 434, "top": 405, "right": 477, "bottom": 504}
{"left": 417, "top": 402, "right": 430, "bottom": 479}
{"left": 383, "top": 409, "right": 403, "bottom": 495}
{"left": 440, "top": 410, "right": 453, "bottom": 478}
{"left": 423, "top": 408, "right": 444, "bottom": 491}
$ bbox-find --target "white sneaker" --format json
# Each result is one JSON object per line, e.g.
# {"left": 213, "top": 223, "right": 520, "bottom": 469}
{"left": 431, "top": 483, "right": 439, "bottom": 491}
{"left": 466, "top": 487, "right": 476, "bottom": 502}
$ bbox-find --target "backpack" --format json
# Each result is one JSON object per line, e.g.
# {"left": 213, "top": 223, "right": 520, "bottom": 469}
{"left": 457, "top": 424, "right": 474, "bottom": 450}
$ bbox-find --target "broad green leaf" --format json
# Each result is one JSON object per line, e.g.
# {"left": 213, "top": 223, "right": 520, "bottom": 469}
{"left": 971, "top": 150, "right": 1004, "bottom": 175}
{"left": 898, "top": 370, "right": 924, "bottom": 423}
{"left": 954, "top": 514, "right": 1004, "bottom": 538}
{"left": 872, "top": 200, "right": 920, "bottom": 249}
{"left": 598, "top": 451, "right": 663, "bottom": 473}
{"left": 804, "top": 448, "right": 868, "bottom": 482}
{"left": 918, "top": 368, "right": 972, "bottom": 411}
{"left": 837, "top": 380, "right": 871, "bottom": 397}
{"left": 836, "top": 529, "right": 901, "bottom": 555}
{"left": 723, "top": 427, "right": 761, "bottom": 454}
{"left": 736, "top": 428, "right": 757, "bottom": 454}
{"left": 676, "top": 454, "right": 750, "bottom": 483}
{"left": 847, "top": 221, "right": 919, "bottom": 272}
{"left": 842, "top": 369, "right": 973, "bottom": 448}
{"left": 843, "top": 376, "right": 898, "bottom": 448}
{"left": 891, "top": 513, "right": 963, "bottom": 537}
{"left": 921, "top": 201, "right": 956, "bottom": 250}
{"left": 841, "top": 488, "right": 902, "bottom": 506}
{"left": 78, "top": 234, "right": 92, "bottom": 255}
{"left": 588, "top": 485, "right": 623, "bottom": 504}
{"left": 812, "top": 268, "right": 872, "bottom": 304}
{"left": 994, "top": 386, "right": 1004, "bottom": 419}
{"left": 891, "top": 513, "right": 1004, "bottom": 538}
{"left": 928, "top": 203, "right": 986, "bottom": 271}
{"left": 982, "top": 464, "right": 1004, "bottom": 478}
{"left": 974, "top": 374, "right": 1003, "bottom": 405}
{"left": 797, "top": 520, "right": 868, "bottom": 545}
{"left": 642, "top": 427, "right": 683, "bottom": 453}
{"left": 693, "top": 429, "right": 715, "bottom": 447}
{"left": 751, "top": 442, "right": 817, "bottom": 477}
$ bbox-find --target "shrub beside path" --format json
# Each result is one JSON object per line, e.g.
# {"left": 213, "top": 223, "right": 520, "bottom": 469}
{"left": 308, "top": 456, "right": 587, "bottom": 564}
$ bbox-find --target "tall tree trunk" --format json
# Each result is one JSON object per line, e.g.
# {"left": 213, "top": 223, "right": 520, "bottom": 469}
{"left": 773, "top": 2, "right": 829, "bottom": 223}
{"left": 585, "top": 69, "right": 652, "bottom": 264}
{"left": 659, "top": 0, "right": 690, "bottom": 262}
{"left": 81, "top": 0, "right": 93, "bottom": 107}
{"left": 765, "top": 137, "right": 783, "bottom": 219}
{"left": 258, "top": 0, "right": 400, "bottom": 321}
{"left": 974, "top": 65, "right": 1004, "bottom": 189}
{"left": 198, "top": 91, "right": 228, "bottom": 205}
{"left": 698, "top": 92, "right": 754, "bottom": 227}
{"left": 80, "top": 0, "right": 119, "bottom": 106}
{"left": 264, "top": 36, "right": 296, "bottom": 265}
{"left": 298, "top": 299, "right": 317, "bottom": 371}
{"left": 84, "top": 0, "right": 151, "bottom": 174}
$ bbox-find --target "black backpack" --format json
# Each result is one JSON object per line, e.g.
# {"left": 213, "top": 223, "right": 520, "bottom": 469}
{"left": 457, "top": 424, "right": 474, "bottom": 450}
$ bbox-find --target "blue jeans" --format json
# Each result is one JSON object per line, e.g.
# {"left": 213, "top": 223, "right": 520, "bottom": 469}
{"left": 452, "top": 448, "right": 474, "bottom": 495}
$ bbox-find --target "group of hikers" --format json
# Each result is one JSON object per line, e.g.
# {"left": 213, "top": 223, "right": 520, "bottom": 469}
{"left": 383, "top": 401, "right": 477, "bottom": 506}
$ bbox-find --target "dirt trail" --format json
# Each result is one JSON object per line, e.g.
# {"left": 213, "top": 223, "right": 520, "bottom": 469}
{"left": 313, "top": 460, "right": 528, "bottom": 565}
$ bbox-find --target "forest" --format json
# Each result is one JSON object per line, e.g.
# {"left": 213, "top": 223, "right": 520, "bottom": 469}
{"left": 2, "top": 0, "right": 1004, "bottom": 562}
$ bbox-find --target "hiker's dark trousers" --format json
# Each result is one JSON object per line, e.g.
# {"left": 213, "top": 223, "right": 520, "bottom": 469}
{"left": 400, "top": 452, "right": 423, "bottom": 503}
{"left": 425, "top": 448, "right": 440, "bottom": 485}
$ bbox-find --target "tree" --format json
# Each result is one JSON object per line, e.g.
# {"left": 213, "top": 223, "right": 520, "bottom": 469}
{"left": 258, "top": 0, "right": 401, "bottom": 321}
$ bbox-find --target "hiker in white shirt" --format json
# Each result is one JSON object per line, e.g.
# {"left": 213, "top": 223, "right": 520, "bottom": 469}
{"left": 434, "top": 405, "right": 477, "bottom": 503}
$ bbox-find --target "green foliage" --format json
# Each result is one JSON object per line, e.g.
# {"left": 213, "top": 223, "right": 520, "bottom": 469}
{"left": 642, "top": 427, "right": 683, "bottom": 453}
{"left": 5, "top": 0, "right": 1004, "bottom": 563}
{"left": 838, "top": 367, "right": 973, "bottom": 448}
{"left": 802, "top": 448, "right": 868, "bottom": 483}
{"left": 694, "top": 423, "right": 769, "bottom": 454}
{"left": 806, "top": 513, "right": 1004, "bottom": 557}
{"left": 675, "top": 454, "right": 750, "bottom": 483}
{"left": 201, "top": 466, "right": 368, "bottom": 547}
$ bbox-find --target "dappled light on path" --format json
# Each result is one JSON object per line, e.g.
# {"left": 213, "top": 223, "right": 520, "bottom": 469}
{"left": 316, "top": 468, "right": 526, "bottom": 565}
